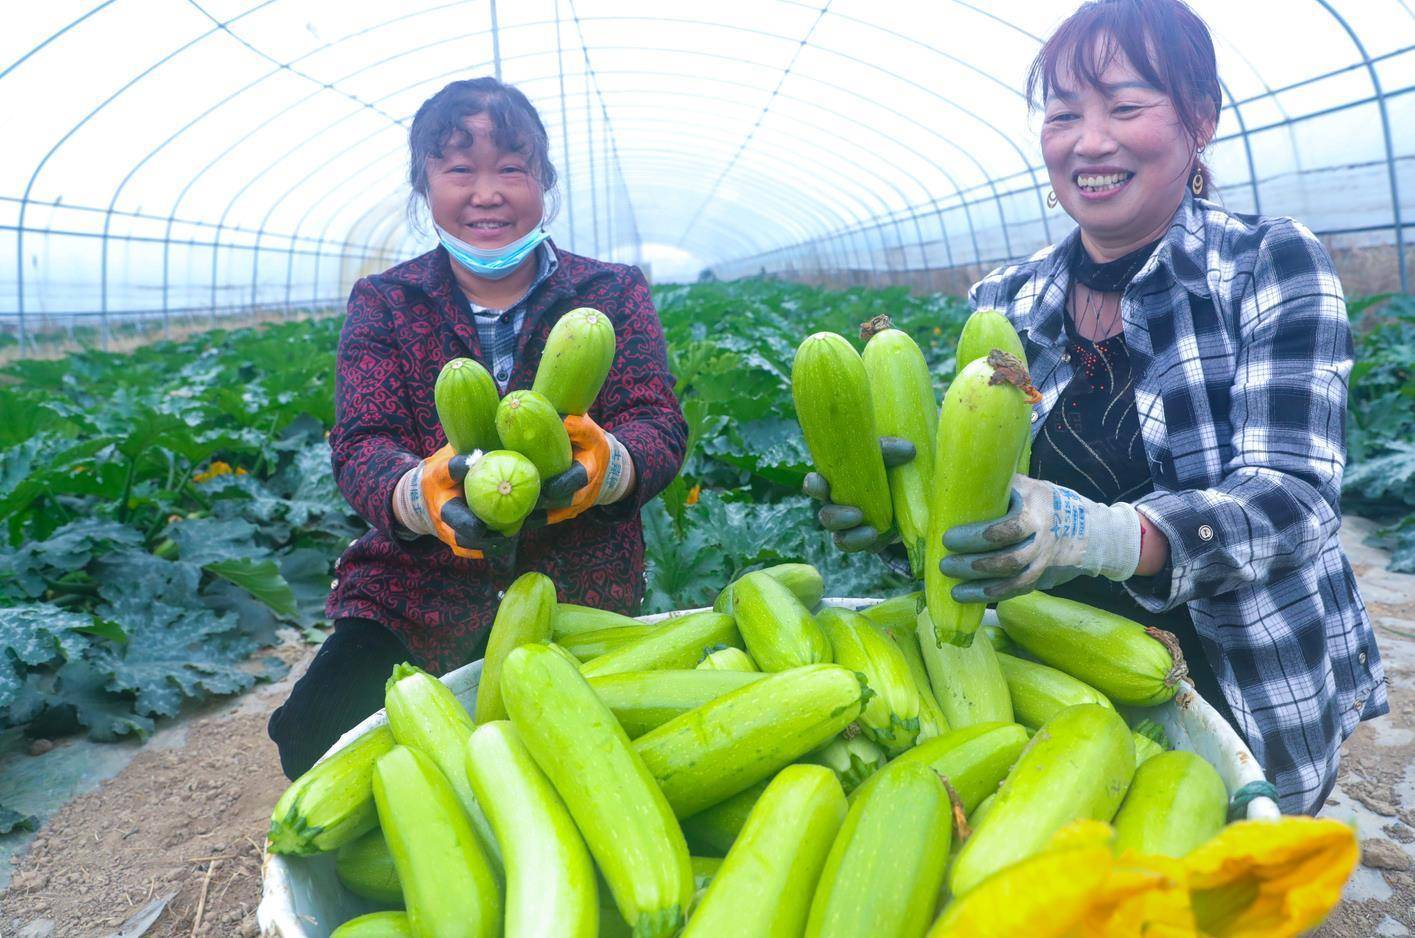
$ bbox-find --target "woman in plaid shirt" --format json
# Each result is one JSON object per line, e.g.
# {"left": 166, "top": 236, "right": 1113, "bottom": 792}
{"left": 811, "top": 0, "right": 1387, "bottom": 814}
{"left": 268, "top": 78, "right": 686, "bottom": 778}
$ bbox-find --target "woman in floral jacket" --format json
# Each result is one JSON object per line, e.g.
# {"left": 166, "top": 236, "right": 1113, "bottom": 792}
{"left": 268, "top": 77, "right": 686, "bottom": 778}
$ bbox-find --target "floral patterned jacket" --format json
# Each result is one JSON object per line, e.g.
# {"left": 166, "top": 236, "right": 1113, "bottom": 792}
{"left": 325, "top": 243, "right": 686, "bottom": 673}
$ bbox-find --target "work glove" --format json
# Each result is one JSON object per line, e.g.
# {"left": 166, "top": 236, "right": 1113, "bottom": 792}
{"left": 802, "top": 436, "right": 916, "bottom": 552}
{"left": 937, "top": 474, "right": 1141, "bottom": 603}
{"left": 392, "top": 445, "right": 517, "bottom": 563}
{"left": 537, "top": 414, "right": 636, "bottom": 524}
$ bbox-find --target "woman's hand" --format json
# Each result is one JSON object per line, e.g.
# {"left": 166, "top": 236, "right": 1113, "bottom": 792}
{"left": 802, "top": 436, "right": 916, "bottom": 551}
{"left": 937, "top": 475, "right": 1142, "bottom": 602}
{"left": 392, "top": 445, "right": 517, "bottom": 562}
{"left": 537, "top": 414, "right": 636, "bottom": 524}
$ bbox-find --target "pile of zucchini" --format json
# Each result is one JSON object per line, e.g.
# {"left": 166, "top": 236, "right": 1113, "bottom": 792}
{"left": 268, "top": 561, "right": 1229, "bottom": 938}
{"left": 435, "top": 306, "right": 616, "bottom": 535}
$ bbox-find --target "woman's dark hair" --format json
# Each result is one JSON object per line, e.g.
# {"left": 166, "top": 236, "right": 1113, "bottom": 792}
{"left": 1026, "top": 0, "right": 1222, "bottom": 196}
{"left": 407, "top": 77, "right": 559, "bottom": 224}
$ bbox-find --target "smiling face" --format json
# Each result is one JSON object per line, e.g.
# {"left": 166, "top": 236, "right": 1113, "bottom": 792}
{"left": 1040, "top": 42, "right": 1211, "bottom": 259}
{"left": 425, "top": 114, "right": 544, "bottom": 249}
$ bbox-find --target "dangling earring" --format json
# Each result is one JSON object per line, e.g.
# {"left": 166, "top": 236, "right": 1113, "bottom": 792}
{"left": 1046, "top": 189, "right": 1058, "bottom": 208}
{"left": 1190, "top": 169, "right": 1204, "bottom": 196}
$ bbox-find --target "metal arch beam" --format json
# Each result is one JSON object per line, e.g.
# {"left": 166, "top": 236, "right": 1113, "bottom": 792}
{"left": 558, "top": 149, "right": 855, "bottom": 250}
{"left": 515, "top": 115, "right": 901, "bottom": 270}
{"left": 545, "top": 93, "right": 939, "bottom": 272}
{"left": 675, "top": 1, "right": 832, "bottom": 247}
{"left": 1313, "top": 0, "right": 1406, "bottom": 292}
{"left": 510, "top": 64, "right": 982, "bottom": 273}
{"left": 296, "top": 134, "right": 857, "bottom": 287}
{"left": 256, "top": 103, "right": 852, "bottom": 271}
{"left": 0, "top": 1, "right": 120, "bottom": 84}
{"left": 106, "top": 4, "right": 487, "bottom": 315}
{"left": 573, "top": 14, "right": 1027, "bottom": 260}
{"left": 823, "top": 5, "right": 1056, "bottom": 244}
{"left": 13, "top": 0, "right": 276, "bottom": 348}
{"left": 287, "top": 142, "right": 821, "bottom": 304}
{"left": 167, "top": 20, "right": 1013, "bottom": 287}
{"left": 146, "top": 22, "right": 987, "bottom": 308}
{"left": 224, "top": 91, "right": 888, "bottom": 284}
{"left": 538, "top": 45, "right": 997, "bottom": 268}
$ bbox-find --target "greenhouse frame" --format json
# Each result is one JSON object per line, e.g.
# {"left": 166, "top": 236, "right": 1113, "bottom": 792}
{"left": 0, "top": 0, "right": 1410, "bottom": 353}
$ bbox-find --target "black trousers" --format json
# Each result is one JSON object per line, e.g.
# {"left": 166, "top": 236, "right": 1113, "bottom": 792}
{"left": 268, "top": 618, "right": 412, "bottom": 780}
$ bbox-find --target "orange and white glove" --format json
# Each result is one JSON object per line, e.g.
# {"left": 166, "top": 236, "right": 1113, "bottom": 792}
{"left": 537, "top": 414, "right": 636, "bottom": 524}
{"left": 391, "top": 445, "right": 517, "bottom": 561}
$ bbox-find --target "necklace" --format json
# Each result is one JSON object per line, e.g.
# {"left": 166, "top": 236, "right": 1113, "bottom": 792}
{"left": 1068, "top": 236, "right": 1162, "bottom": 340}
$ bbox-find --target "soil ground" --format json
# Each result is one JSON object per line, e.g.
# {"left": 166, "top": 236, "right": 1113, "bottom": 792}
{"left": 0, "top": 517, "right": 1411, "bottom": 937}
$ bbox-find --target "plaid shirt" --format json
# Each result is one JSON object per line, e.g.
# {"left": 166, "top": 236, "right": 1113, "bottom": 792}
{"left": 457, "top": 242, "right": 559, "bottom": 391}
{"left": 971, "top": 193, "right": 1388, "bottom": 815}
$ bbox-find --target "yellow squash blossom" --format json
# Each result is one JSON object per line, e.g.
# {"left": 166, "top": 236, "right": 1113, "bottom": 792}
{"left": 1183, "top": 818, "right": 1358, "bottom": 937}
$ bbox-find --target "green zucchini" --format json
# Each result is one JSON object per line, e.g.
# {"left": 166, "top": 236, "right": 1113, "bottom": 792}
{"left": 331, "top": 911, "right": 413, "bottom": 937}
{"left": 967, "top": 792, "right": 997, "bottom": 829}
{"left": 848, "top": 721, "right": 1027, "bottom": 812}
{"left": 956, "top": 308, "right": 1031, "bottom": 473}
{"left": 383, "top": 663, "right": 501, "bottom": 875}
{"left": 1133, "top": 730, "right": 1166, "bottom": 767}
{"left": 996, "top": 592, "right": 1187, "bottom": 706}
{"left": 464, "top": 721, "right": 598, "bottom": 937}
{"left": 434, "top": 357, "right": 499, "bottom": 454}
{"left": 817, "top": 606, "right": 920, "bottom": 755}
{"left": 803, "top": 729, "right": 887, "bottom": 794}
{"left": 476, "top": 570, "right": 556, "bottom": 723}
{"left": 680, "top": 779, "right": 769, "bottom": 857}
{"left": 268, "top": 725, "right": 394, "bottom": 855}
{"left": 696, "top": 645, "right": 758, "bottom": 672}
{"left": 730, "top": 571, "right": 831, "bottom": 672}
{"left": 495, "top": 389, "right": 573, "bottom": 477}
{"left": 587, "top": 669, "right": 766, "bottom": 737}
{"left": 684, "top": 765, "right": 847, "bottom": 938}
{"left": 980, "top": 624, "right": 1015, "bottom": 654}
{"left": 335, "top": 828, "right": 402, "bottom": 906}
{"left": 552, "top": 602, "right": 642, "bottom": 639}
{"left": 862, "top": 325, "right": 938, "bottom": 576}
{"left": 804, "top": 761, "right": 952, "bottom": 938}
{"left": 501, "top": 643, "right": 692, "bottom": 937}
{"left": 948, "top": 703, "right": 1135, "bottom": 896}
{"left": 995, "top": 652, "right": 1113, "bottom": 729}
{"left": 371, "top": 746, "right": 500, "bottom": 937}
{"left": 860, "top": 592, "right": 950, "bottom": 739}
{"left": 1132, "top": 718, "right": 1170, "bottom": 767}
{"left": 791, "top": 331, "right": 893, "bottom": 533}
{"left": 859, "top": 592, "right": 921, "bottom": 632}
{"left": 533, "top": 307, "right": 617, "bottom": 415}
{"left": 561, "top": 625, "right": 654, "bottom": 662}
{"left": 1111, "top": 750, "right": 1227, "bottom": 858}
{"left": 633, "top": 664, "right": 866, "bottom": 817}
{"left": 713, "top": 562, "right": 825, "bottom": 615}
{"left": 463, "top": 449, "right": 540, "bottom": 535}
{"left": 579, "top": 610, "right": 739, "bottom": 678}
{"left": 916, "top": 609, "right": 1013, "bottom": 728}
{"left": 924, "top": 352, "right": 1033, "bottom": 646}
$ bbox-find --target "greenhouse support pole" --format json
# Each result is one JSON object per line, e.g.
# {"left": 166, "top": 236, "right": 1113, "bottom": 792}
{"left": 490, "top": 0, "right": 502, "bottom": 81}
{"left": 554, "top": 0, "right": 575, "bottom": 254}
{"left": 1316, "top": 0, "right": 1405, "bottom": 291}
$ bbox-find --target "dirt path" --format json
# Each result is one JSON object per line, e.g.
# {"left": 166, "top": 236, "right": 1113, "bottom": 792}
{"left": 0, "top": 518, "right": 1412, "bottom": 937}
{"left": 0, "top": 640, "right": 311, "bottom": 937}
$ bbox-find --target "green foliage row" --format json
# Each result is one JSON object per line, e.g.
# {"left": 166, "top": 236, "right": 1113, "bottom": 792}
{"left": 0, "top": 281, "right": 1410, "bottom": 753}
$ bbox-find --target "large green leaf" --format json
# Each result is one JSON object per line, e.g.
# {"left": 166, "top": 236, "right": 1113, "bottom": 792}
{"left": 205, "top": 557, "right": 297, "bottom": 619}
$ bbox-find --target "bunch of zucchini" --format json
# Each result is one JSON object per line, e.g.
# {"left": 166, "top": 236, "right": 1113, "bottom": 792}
{"left": 270, "top": 556, "right": 1234, "bottom": 938}
{"left": 434, "top": 306, "right": 617, "bottom": 535}
{"left": 791, "top": 310, "right": 1038, "bottom": 648}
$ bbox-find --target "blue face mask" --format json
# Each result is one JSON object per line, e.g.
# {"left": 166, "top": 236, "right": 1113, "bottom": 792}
{"left": 435, "top": 218, "right": 549, "bottom": 280}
